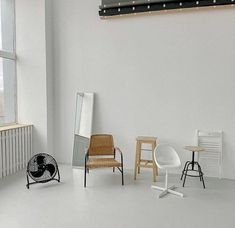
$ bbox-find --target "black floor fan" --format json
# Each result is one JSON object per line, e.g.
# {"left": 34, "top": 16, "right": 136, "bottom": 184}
{"left": 26, "top": 153, "right": 60, "bottom": 189}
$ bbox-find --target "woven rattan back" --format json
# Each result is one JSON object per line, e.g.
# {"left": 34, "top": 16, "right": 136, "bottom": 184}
{"left": 88, "top": 134, "right": 114, "bottom": 156}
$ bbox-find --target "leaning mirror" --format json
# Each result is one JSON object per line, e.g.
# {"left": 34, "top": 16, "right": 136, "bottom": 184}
{"left": 72, "top": 92, "right": 94, "bottom": 167}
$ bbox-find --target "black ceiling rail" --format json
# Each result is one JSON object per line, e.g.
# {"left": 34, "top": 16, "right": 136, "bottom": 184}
{"left": 99, "top": 0, "right": 235, "bottom": 17}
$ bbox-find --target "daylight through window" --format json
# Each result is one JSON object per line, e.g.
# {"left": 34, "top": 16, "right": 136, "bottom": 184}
{"left": 0, "top": 0, "right": 16, "bottom": 126}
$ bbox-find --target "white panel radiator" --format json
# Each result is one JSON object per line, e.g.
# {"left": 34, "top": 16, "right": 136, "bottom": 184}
{"left": 0, "top": 124, "right": 33, "bottom": 179}
{"left": 196, "top": 130, "right": 223, "bottom": 178}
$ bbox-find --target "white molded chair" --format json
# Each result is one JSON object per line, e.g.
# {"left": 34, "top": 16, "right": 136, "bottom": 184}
{"left": 152, "top": 144, "right": 183, "bottom": 198}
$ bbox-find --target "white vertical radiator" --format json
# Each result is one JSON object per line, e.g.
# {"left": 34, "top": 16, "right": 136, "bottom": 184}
{"left": 196, "top": 130, "right": 223, "bottom": 178}
{"left": 0, "top": 124, "right": 33, "bottom": 179}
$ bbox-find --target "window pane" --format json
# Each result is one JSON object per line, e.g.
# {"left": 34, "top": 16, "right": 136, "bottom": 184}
{"left": 0, "top": 0, "right": 15, "bottom": 52}
{"left": 0, "top": 57, "right": 16, "bottom": 125}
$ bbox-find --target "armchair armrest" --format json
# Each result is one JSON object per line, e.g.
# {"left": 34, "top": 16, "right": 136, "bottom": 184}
{"left": 115, "top": 147, "right": 123, "bottom": 155}
{"left": 115, "top": 147, "right": 123, "bottom": 163}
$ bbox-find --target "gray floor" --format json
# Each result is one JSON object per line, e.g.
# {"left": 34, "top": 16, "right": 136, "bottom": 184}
{"left": 0, "top": 165, "right": 235, "bottom": 228}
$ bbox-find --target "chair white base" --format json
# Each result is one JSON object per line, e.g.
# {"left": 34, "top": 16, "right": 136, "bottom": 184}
{"left": 152, "top": 185, "right": 184, "bottom": 198}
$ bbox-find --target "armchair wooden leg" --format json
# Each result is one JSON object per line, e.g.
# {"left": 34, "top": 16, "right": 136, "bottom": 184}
{"left": 113, "top": 167, "right": 115, "bottom": 172}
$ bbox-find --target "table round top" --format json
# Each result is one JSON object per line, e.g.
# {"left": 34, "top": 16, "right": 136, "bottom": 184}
{"left": 184, "top": 146, "right": 205, "bottom": 152}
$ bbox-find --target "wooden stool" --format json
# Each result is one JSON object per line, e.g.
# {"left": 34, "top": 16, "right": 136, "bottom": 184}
{"left": 134, "top": 136, "right": 158, "bottom": 182}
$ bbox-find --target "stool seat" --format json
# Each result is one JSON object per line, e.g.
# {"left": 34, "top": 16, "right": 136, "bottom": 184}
{"left": 184, "top": 146, "right": 204, "bottom": 152}
{"left": 136, "top": 136, "right": 158, "bottom": 142}
{"left": 134, "top": 136, "right": 158, "bottom": 182}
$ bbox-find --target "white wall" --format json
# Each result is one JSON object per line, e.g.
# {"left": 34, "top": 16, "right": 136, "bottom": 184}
{"left": 15, "top": 0, "right": 48, "bottom": 153}
{"left": 52, "top": 1, "right": 235, "bottom": 178}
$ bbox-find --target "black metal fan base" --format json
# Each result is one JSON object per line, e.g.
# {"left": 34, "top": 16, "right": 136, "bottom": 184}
{"left": 26, "top": 170, "right": 60, "bottom": 189}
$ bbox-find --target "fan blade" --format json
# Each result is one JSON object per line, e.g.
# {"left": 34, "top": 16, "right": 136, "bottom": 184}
{"left": 30, "top": 170, "right": 44, "bottom": 178}
{"left": 36, "top": 155, "right": 46, "bottom": 165}
{"left": 45, "top": 164, "right": 56, "bottom": 176}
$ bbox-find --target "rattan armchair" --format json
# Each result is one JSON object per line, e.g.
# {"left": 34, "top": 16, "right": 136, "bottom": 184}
{"left": 84, "top": 134, "right": 124, "bottom": 187}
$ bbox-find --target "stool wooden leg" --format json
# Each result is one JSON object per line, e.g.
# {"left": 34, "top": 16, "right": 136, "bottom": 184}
{"left": 152, "top": 142, "right": 157, "bottom": 182}
{"left": 137, "top": 142, "right": 141, "bottom": 174}
{"left": 154, "top": 141, "right": 158, "bottom": 176}
{"left": 152, "top": 169, "right": 156, "bottom": 182}
{"left": 134, "top": 141, "right": 140, "bottom": 180}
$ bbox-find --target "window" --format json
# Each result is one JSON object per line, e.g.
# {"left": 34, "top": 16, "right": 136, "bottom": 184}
{"left": 0, "top": 0, "right": 16, "bottom": 125}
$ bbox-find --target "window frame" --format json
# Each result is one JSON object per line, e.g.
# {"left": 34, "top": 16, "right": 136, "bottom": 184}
{"left": 0, "top": 0, "right": 17, "bottom": 126}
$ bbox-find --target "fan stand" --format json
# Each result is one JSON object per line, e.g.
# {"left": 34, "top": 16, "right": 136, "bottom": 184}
{"left": 26, "top": 169, "right": 60, "bottom": 189}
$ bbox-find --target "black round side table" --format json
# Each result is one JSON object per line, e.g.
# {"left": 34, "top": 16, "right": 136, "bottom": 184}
{"left": 181, "top": 146, "right": 205, "bottom": 189}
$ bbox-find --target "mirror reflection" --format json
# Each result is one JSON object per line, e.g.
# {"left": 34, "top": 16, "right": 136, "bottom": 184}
{"left": 72, "top": 92, "right": 94, "bottom": 167}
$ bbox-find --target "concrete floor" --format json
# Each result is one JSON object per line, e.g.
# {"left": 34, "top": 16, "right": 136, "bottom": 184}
{"left": 0, "top": 165, "right": 235, "bottom": 228}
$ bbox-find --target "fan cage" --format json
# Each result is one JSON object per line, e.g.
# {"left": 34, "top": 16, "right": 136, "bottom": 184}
{"left": 27, "top": 153, "right": 58, "bottom": 183}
